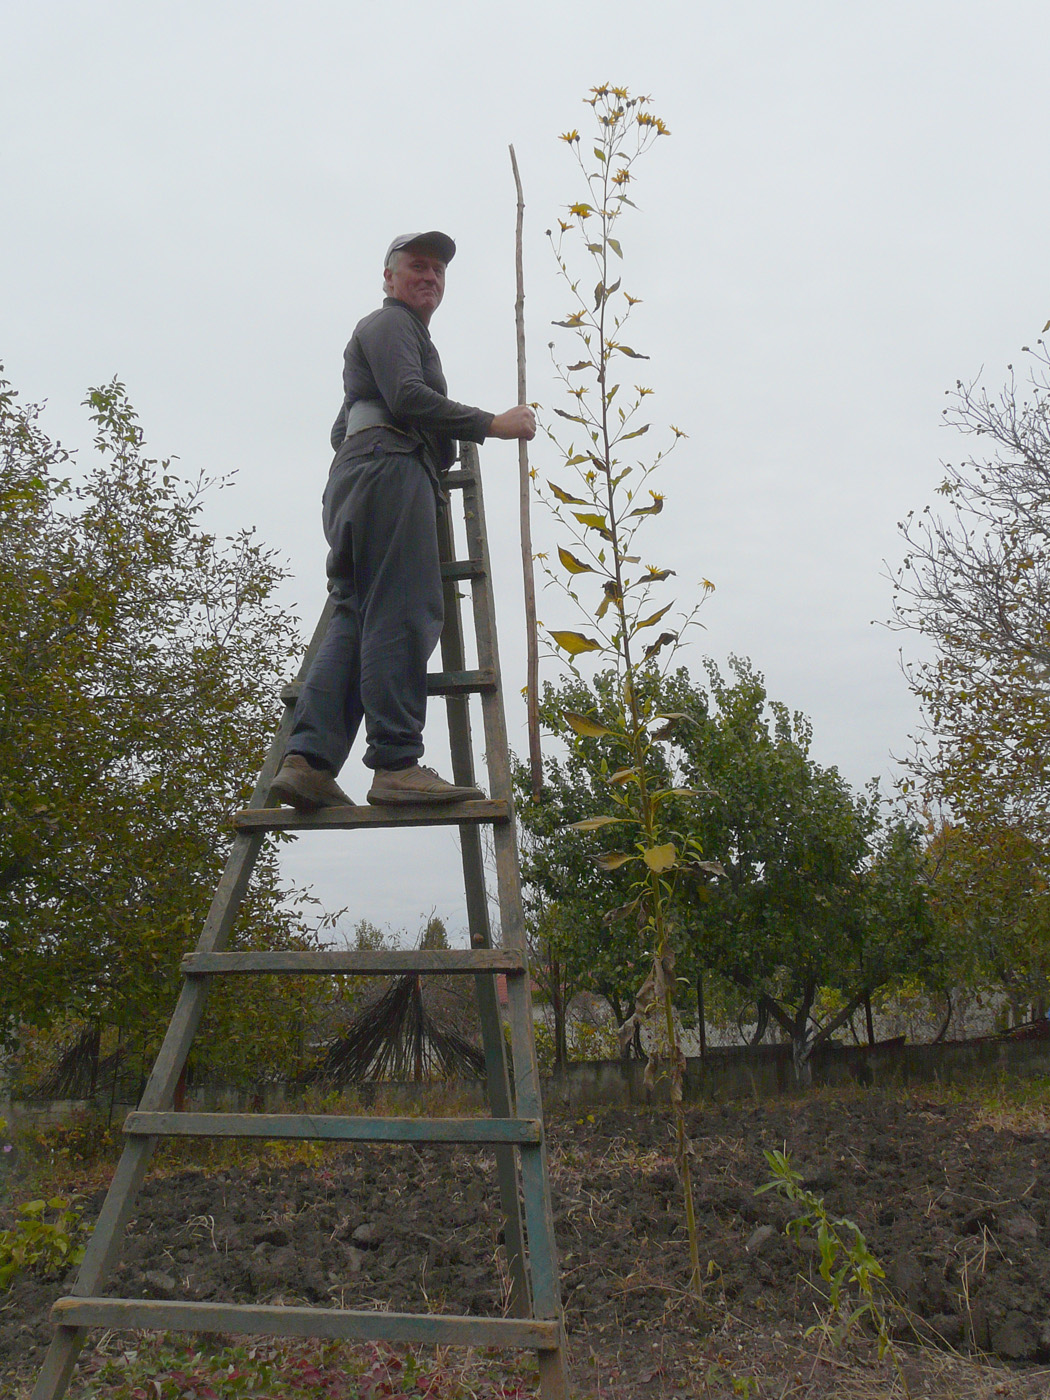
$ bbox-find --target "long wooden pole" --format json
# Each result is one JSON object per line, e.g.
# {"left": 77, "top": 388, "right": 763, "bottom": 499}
{"left": 509, "top": 143, "right": 543, "bottom": 801}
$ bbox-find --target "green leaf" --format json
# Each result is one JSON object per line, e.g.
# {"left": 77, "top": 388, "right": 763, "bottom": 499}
{"left": 548, "top": 629, "right": 603, "bottom": 656}
{"left": 608, "top": 237, "right": 623, "bottom": 257}
{"left": 573, "top": 511, "right": 609, "bottom": 531}
{"left": 570, "top": 814, "right": 627, "bottom": 830}
{"left": 558, "top": 546, "right": 595, "bottom": 576}
{"left": 563, "top": 709, "right": 614, "bottom": 738}
{"left": 548, "top": 480, "right": 587, "bottom": 505}
{"left": 633, "top": 601, "right": 674, "bottom": 632}
{"left": 620, "top": 424, "right": 650, "bottom": 441}
{"left": 614, "top": 344, "right": 648, "bottom": 359}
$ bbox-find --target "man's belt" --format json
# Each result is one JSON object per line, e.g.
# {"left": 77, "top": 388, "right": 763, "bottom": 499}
{"left": 342, "top": 399, "right": 409, "bottom": 440}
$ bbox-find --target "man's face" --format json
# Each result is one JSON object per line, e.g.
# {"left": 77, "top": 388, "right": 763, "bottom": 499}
{"left": 384, "top": 247, "right": 446, "bottom": 323}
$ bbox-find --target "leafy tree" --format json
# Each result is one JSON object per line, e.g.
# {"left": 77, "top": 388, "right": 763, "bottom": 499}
{"left": 925, "top": 819, "right": 1050, "bottom": 1025}
{"left": 519, "top": 662, "right": 937, "bottom": 1082}
{"left": 893, "top": 336, "right": 1050, "bottom": 846}
{"left": 0, "top": 368, "right": 320, "bottom": 1080}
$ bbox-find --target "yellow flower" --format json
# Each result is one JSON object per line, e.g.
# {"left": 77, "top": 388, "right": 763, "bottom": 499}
{"left": 559, "top": 129, "right": 580, "bottom": 144}
{"left": 569, "top": 202, "right": 593, "bottom": 219}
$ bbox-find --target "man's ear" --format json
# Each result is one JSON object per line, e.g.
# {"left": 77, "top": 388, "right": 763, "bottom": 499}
{"left": 383, "top": 265, "right": 394, "bottom": 292}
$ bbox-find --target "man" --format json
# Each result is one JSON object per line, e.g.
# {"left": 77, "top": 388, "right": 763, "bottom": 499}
{"left": 271, "top": 230, "right": 535, "bottom": 812}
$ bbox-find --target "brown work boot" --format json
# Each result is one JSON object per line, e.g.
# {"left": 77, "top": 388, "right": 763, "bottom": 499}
{"left": 367, "top": 764, "right": 485, "bottom": 806}
{"left": 271, "top": 753, "right": 352, "bottom": 811}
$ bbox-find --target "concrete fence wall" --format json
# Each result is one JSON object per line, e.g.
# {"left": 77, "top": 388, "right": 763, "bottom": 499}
{"left": 10, "top": 1036, "right": 1050, "bottom": 1129}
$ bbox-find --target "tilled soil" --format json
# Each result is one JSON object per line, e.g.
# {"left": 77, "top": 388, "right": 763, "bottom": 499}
{"left": 5, "top": 1092, "right": 1050, "bottom": 1396}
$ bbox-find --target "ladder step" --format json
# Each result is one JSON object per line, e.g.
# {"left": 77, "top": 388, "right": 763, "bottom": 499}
{"left": 233, "top": 799, "right": 510, "bottom": 832}
{"left": 441, "top": 559, "right": 486, "bottom": 581}
{"left": 443, "top": 468, "right": 474, "bottom": 491}
{"left": 51, "top": 1297, "right": 560, "bottom": 1350}
{"left": 123, "top": 1112, "right": 542, "bottom": 1145}
{"left": 181, "top": 948, "right": 527, "bottom": 976}
{"left": 281, "top": 669, "right": 497, "bottom": 705}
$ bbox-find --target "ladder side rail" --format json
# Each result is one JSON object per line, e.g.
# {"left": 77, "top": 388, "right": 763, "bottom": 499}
{"left": 459, "top": 446, "right": 568, "bottom": 1390}
{"left": 34, "top": 600, "right": 338, "bottom": 1399}
{"left": 436, "top": 478, "right": 531, "bottom": 1318}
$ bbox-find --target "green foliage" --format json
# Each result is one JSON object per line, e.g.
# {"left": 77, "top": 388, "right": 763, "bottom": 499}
{"left": 758, "top": 1150, "right": 909, "bottom": 1393}
{"left": 0, "top": 368, "right": 325, "bottom": 1077}
{"left": 925, "top": 819, "right": 1050, "bottom": 1019}
{"left": 519, "top": 662, "right": 939, "bottom": 1075}
{"left": 0, "top": 1194, "right": 88, "bottom": 1288}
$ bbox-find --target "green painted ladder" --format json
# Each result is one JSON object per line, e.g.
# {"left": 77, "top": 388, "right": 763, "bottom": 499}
{"left": 32, "top": 442, "right": 570, "bottom": 1400}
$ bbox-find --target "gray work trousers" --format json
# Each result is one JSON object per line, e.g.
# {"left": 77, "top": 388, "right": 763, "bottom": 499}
{"left": 286, "top": 447, "right": 443, "bottom": 773}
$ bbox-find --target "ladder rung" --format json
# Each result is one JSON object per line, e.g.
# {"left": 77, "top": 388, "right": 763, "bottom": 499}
{"left": 441, "top": 559, "right": 486, "bottom": 581}
{"left": 123, "top": 1112, "right": 542, "bottom": 1145}
{"left": 51, "top": 1297, "right": 560, "bottom": 1350}
{"left": 233, "top": 799, "right": 509, "bottom": 832}
{"left": 281, "top": 669, "right": 496, "bottom": 705}
{"left": 443, "top": 468, "right": 475, "bottom": 490}
{"left": 181, "top": 949, "right": 527, "bottom": 976}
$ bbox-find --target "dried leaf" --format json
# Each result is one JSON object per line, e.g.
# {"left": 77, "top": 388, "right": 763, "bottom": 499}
{"left": 570, "top": 814, "right": 626, "bottom": 831}
{"left": 602, "top": 898, "right": 641, "bottom": 926}
{"left": 629, "top": 493, "right": 664, "bottom": 517}
{"left": 566, "top": 361, "right": 593, "bottom": 372}
{"left": 594, "top": 851, "right": 635, "bottom": 870}
{"left": 643, "top": 843, "right": 676, "bottom": 872}
{"left": 554, "top": 408, "right": 587, "bottom": 424}
{"left": 642, "top": 631, "right": 678, "bottom": 664}
{"left": 620, "top": 424, "right": 650, "bottom": 441}
{"left": 692, "top": 859, "right": 727, "bottom": 877}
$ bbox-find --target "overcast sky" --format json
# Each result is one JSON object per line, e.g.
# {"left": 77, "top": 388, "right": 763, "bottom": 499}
{"left": 4, "top": 2, "right": 1048, "bottom": 941}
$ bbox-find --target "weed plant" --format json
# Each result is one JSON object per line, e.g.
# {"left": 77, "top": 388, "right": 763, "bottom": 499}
{"left": 758, "top": 1148, "right": 911, "bottom": 1397}
{"left": 537, "top": 81, "right": 713, "bottom": 1310}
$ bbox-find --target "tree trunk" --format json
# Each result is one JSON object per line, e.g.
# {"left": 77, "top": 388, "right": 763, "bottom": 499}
{"left": 792, "top": 1028, "right": 814, "bottom": 1089}
{"left": 750, "top": 999, "right": 769, "bottom": 1047}
{"left": 933, "top": 991, "right": 953, "bottom": 1043}
{"left": 695, "top": 970, "right": 707, "bottom": 1060}
{"left": 864, "top": 994, "right": 876, "bottom": 1047}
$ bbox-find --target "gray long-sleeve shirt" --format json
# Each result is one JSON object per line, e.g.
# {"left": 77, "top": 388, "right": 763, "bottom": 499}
{"left": 330, "top": 297, "right": 493, "bottom": 475}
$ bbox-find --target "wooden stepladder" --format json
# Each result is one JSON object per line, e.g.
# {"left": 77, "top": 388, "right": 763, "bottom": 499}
{"left": 33, "top": 442, "right": 569, "bottom": 1400}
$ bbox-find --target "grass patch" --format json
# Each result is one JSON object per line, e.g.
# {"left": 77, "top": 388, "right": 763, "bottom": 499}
{"left": 12, "top": 1334, "right": 540, "bottom": 1399}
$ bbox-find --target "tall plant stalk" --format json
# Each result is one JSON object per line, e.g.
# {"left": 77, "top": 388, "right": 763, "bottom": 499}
{"left": 538, "top": 85, "right": 714, "bottom": 1310}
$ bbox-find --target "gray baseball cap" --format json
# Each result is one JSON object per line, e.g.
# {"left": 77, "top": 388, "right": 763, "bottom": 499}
{"left": 384, "top": 230, "right": 456, "bottom": 265}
